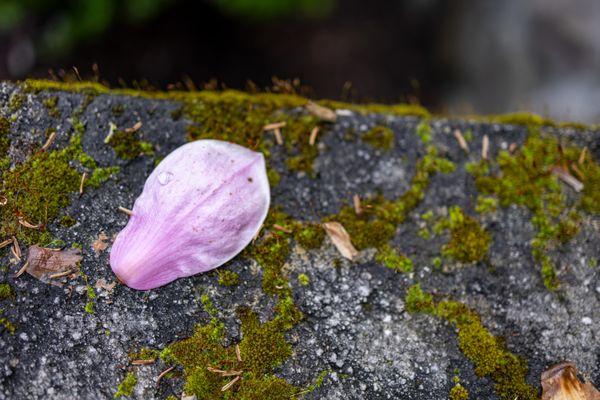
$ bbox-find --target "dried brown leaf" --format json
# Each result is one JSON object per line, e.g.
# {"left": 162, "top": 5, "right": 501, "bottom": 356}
{"left": 322, "top": 221, "right": 358, "bottom": 260}
{"left": 306, "top": 101, "right": 337, "bottom": 122}
{"left": 95, "top": 278, "right": 117, "bottom": 292}
{"left": 92, "top": 231, "right": 110, "bottom": 255}
{"left": 25, "top": 245, "right": 82, "bottom": 286}
{"left": 542, "top": 362, "right": 600, "bottom": 400}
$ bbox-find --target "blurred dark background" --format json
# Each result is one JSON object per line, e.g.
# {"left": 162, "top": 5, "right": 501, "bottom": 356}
{"left": 1, "top": 0, "right": 599, "bottom": 122}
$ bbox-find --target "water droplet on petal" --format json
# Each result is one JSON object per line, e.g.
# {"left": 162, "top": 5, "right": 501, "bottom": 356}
{"left": 157, "top": 171, "right": 173, "bottom": 185}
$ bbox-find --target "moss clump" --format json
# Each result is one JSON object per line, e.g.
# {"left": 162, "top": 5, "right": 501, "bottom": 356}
{"left": 161, "top": 307, "right": 299, "bottom": 399}
{"left": 0, "top": 309, "right": 16, "bottom": 334}
{"left": 362, "top": 125, "right": 394, "bottom": 150}
{"left": 375, "top": 244, "right": 413, "bottom": 273}
{"left": 467, "top": 131, "right": 594, "bottom": 289}
{"left": 407, "top": 289, "right": 537, "bottom": 400}
{"left": 449, "top": 376, "right": 469, "bottom": 400}
{"left": 298, "top": 273, "right": 309, "bottom": 286}
{"left": 416, "top": 121, "right": 432, "bottom": 144}
{"left": 0, "top": 117, "right": 10, "bottom": 157}
{"left": 109, "top": 129, "right": 154, "bottom": 160}
{"left": 0, "top": 283, "right": 14, "bottom": 300}
{"left": 580, "top": 159, "right": 600, "bottom": 214}
{"left": 475, "top": 195, "right": 498, "bottom": 214}
{"left": 129, "top": 347, "right": 159, "bottom": 361}
{"left": 22, "top": 79, "right": 109, "bottom": 94}
{"left": 218, "top": 270, "right": 239, "bottom": 287}
{"left": 42, "top": 96, "right": 61, "bottom": 118}
{"left": 8, "top": 91, "right": 25, "bottom": 113}
{"left": 441, "top": 206, "right": 491, "bottom": 263}
{"left": 87, "top": 166, "right": 120, "bottom": 188}
{"left": 293, "top": 223, "right": 324, "bottom": 250}
{"left": 324, "top": 146, "right": 455, "bottom": 253}
{"left": 404, "top": 284, "right": 434, "bottom": 313}
{"left": 114, "top": 372, "right": 137, "bottom": 398}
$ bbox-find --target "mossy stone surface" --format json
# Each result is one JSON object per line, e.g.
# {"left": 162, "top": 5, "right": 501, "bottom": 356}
{"left": 0, "top": 81, "right": 598, "bottom": 400}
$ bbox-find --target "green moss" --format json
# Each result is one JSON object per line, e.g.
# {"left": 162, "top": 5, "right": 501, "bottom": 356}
{"left": 22, "top": 79, "right": 109, "bottom": 94}
{"left": 475, "top": 195, "right": 498, "bottom": 214}
{"left": 114, "top": 372, "right": 137, "bottom": 398}
{"left": 267, "top": 168, "right": 281, "bottom": 186}
{"left": 0, "top": 309, "right": 16, "bottom": 334}
{"left": 441, "top": 206, "right": 491, "bottom": 263}
{"left": 375, "top": 244, "right": 413, "bottom": 273}
{"left": 449, "top": 377, "right": 469, "bottom": 400}
{"left": 111, "top": 104, "right": 125, "bottom": 116}
{"left": 324, "top": 146, "right": 455, "bottom": 253}
{"left": 251, "top": 234, "right": 290, "bottom": 296}
{"left": 0, "top": 283, "right": 14, "bottom": 300}
{"left": 362, "top": 125, "right": 394, "bottom": 150}
{"left": 129, "top": 347, "right": 159, "bottom": 361}
{"left": 87, "top": 166, "right": 120, "bottom": 188}
{"left": 60, "top": 215, "right": 77, "bottom": 227}
{"left": 467, "top": 131, "right": 594, "bottom": 289}
{"left": 0, "top": 117, "right": 10, "bottom": 157}
{"left": 404, "top": 284, "right": 434, "bottom": 313}
{"left": 416, "top": 121, "right": 432, "bottom": 144}
{"left": 161, "top": 306, "right": 300, "bottom": 399}
{"left": 8, "top": 92, "right": 25, "bottom": 113}
{"left": 407, "top": 290, "right": 537, "bottom": 400}
{"left": 293, "top": 223, "right": 324, "bottom": 250}
{"left": 218, "top": 270, "right": 239, "bottom": 287}
{"left": 298, "top": 273, "right": 309, "bottom": 286}
{"left": 108, "top": 129, "right": 154, "bottom": 160}
{"left": 42, "top": 96, "right": 61, "bottom": 118}
{"left": 580, "top": 159, "right": 600, "bottom": 214}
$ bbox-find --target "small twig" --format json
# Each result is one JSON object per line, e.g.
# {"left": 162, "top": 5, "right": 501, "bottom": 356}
{"left": 273, "top": 224, "right": 292, "bottom": 233}
{"left": 156, "top": 366, "right": 174, "bottom": 387}
{"left": 104, "top": 122, "right": 117, "bottom": 144}
{"left": 11, "top": 236, "right": 21, "bottom": 260}
{"left": 453, "top": 129, "right": 469, "bottom": 153}
{"left": 131, "top": 359, "right": 155, "bottom": 366}
{"left": 221, "top": 370, "right": 243, "bottom": 377}
{"left": 579, "top": 147, "right": 587, "bottom": 165}
{"left": 236, "top": 344, "right": 242, "bottom": 362}
{"left": 14, "top": 261, "right": 28, "bottom": 278}
{"left": 273, "top": 128, "right": 284, "bottom": 145}
{"left": 570, "top": 163, "right": 584, "bottom": 181}
{"left": 305, "top": 101, "right": 337, "bottom": 122}
{"left": 353, "top": 194, "right": 362, "bottom": 215}
{"left": 309, "top": 126, "right": 319, "bottom": 146}
{"left": 482, "top": 134, "right": 489, "bottom": 160}
{"left": 221, "top": 376, "right": 240, "bottom": 392}
{"left": 125, "top": 121, "right": 142, "bottom": 134}
{"left": 118, "top": 206, "right": 133, "bottom": 216}
{"left": 18, "top": 218, "right": 40, "bottom": 229}
{"left": 79, "top": 172, "right": 87, "bottom": 195}
{"left": 0, "top": 238, "right": 13, "bottom": 249}
{"left": 552, "top": 167, "right": 583, "bottom": 192}
{"left": 207, "top": 367, "right": 228, "bottom": 374}
{"left": 41, "top": 131, "right": 57, "bottom": 151}
{"left": 48, "top": 269, "right": 75, "bottom": 279}
{"left": 263, "top": 122, "right": 286, "bottom": 131}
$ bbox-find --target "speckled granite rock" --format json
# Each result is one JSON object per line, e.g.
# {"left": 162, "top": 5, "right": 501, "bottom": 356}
{"left": 0, "top": 81, "right": 598, "bottom": 400}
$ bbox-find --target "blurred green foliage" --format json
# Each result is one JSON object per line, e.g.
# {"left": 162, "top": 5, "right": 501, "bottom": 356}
{"left": 0, "top": 0, "right": 334, "bottom": 58}
{"left": 0, "top": 0, "right": 173, "bottom": 55}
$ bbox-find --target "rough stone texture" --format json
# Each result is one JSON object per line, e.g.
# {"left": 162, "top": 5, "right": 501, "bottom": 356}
{"left": 0, "top": 82, "right": 598, "bottom": 400}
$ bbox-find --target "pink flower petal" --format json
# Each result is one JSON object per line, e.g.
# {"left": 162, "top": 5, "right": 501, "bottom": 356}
{"left": 110, "top": 140, "right": 270, "bottom": 290}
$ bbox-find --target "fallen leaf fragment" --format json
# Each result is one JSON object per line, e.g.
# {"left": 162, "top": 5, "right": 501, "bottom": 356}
{"left": 92, "top": 231, "right": 110, "bottom": 255}
{"left": 95, "top": 278, "right": 117, "bottom": 292}
{"left": 125, "top": 121, "right": 142, "bottom": 134}
{"left": 25, "top": 245, "right": 82, "bottom": 286}
{"left": 541, "top": 361, "right": 600, "bottom": 400}
{"left": 306, "top": 101, "right": 337, "bottom": 122}
{"left": 322, "top": 221, "right": 358, "bottom": 260}
{"left": 552, "top": 167, "right": 584, "bottom": 192}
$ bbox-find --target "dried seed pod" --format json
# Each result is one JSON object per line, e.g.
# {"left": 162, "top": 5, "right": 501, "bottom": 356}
{"left": 110, "top": 140, "right": 270, "bottom": 290}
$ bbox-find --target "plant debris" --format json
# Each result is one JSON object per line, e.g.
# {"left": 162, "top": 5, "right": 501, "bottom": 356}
{"left": 482, "top": 134, "right": 489, "bottom": 160}
{"left": 309, "top": 126, "right": 319, "bottom": 146}
{"left": 124, "top": 121, "right": 142, "bottom": 134}
{"left": 541, "top": 362, "right": 600, "bottom": 400}
{"left": 322, "top": 221, "right": 358, "bottom": 260}
{"left": 94, "top": 278, "right": 116, "bottom": 292}
{"left": 453, "top": 129, "right": 469, "bottom": 153}
{"left": 92, "top": 231, "right": 110, "bottom": 255}
{"left": 263, "top": 122, "right": 285, "bottom": 145}
{"left": 24, "top": 245, "right": 82, "bottom": 285}
{"left": 552, "top": 167, "right": 584, "bottom": 192}
{"left": 306, "top": 101, "right": 337, "bottom": 122}
{"left": 118, "top": 206, "right": 133, "bottom": 216}
{"left": 41, "top": 131, "right": 57, "bottom": 152}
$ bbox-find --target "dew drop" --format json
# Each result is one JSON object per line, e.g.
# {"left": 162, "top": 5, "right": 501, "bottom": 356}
{"left": 157, "top": 171, "right": 173, "bottom": 185}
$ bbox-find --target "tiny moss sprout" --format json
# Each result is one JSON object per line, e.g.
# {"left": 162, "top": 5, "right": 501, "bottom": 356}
{"left": 218, "top": 270, "right": 239, "bottom": 287}
{"left": 441, "top": 206, "right": 491, "bottom": 263}
{"left": 114, "top": 372, "right": 137, "bottom": 398}
{"left": 362, "top": 125, "right": 394, "bottom": 150}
